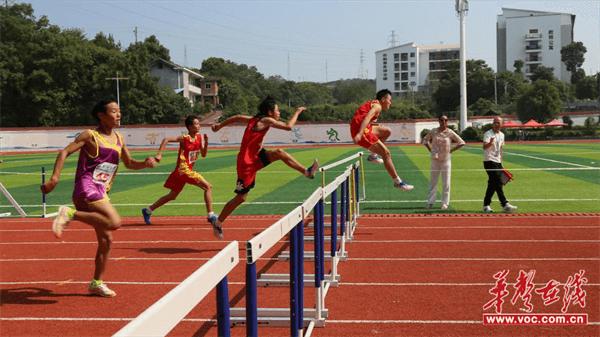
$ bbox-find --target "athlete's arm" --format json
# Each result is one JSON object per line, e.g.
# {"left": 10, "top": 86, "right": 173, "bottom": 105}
{"left": 264, "top": 107, "right": 306, "bottom": 131}
{"left": 422, "top": 131, "right": 432, "bottom": 152}
{"left": 41, "top": 130, "right": 91, "bottom": 194}
{"left": 121, "top": 144, "right": 157, "bottom": 170}
{"left": 155, "top": 135, "right": 183, "bottom": 162}
{"left": 353, "top": 105, "right": 381, "bottom": 144}
{"left": 201, "top": 134, "right": 208, "bottom": 158}
{"left": 211, "top": 115, "right": 253, "bottom": 132}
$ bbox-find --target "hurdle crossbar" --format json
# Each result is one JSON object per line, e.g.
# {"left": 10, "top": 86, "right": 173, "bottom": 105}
{"left": 0, "top": 182, "right": 27, "bottom": 217}
{"left": 113, "top": 241, "right": 239, "bottom": 337}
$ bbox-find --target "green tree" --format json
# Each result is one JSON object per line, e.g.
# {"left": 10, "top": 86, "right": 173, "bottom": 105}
{"left": 529, "top": 65, "right": 555, "bottom": 82}
{"left": 516, "top": 80, "right": 561, "bottom": 122}
{"left": 513, "top": 59, "right": 524, "bottom": 73}
{"left": 574, "top": 73, "right": 599, "bottom": 100}
{"left": 561, "top": 41, "right": 587, "bottom": 84}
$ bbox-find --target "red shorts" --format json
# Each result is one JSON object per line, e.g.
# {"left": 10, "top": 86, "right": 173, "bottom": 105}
{"left": 164, "top": 168, "right": 205, "bottom": 193}
{"left": 235, "top": 149, "right": 271, "bottom": 194}
{"left": 350, "top": 122, "right": 379, "bottom": 149}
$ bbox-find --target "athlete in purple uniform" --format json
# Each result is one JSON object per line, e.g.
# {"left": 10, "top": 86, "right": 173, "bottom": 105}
{"left": 41, "top": 100, "right": 157, "bottom": 297}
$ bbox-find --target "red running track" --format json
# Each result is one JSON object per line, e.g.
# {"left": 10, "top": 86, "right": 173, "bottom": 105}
{"left": 1, "top": 214, "right": 598, "bottom": 337}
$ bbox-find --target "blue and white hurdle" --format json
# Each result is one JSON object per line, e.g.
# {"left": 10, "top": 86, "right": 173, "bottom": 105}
{"left": 113, "top": 241, "right": 239, "bottom": 337}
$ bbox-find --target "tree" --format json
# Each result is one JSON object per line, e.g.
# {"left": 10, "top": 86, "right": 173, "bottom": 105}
{"left": 516, "top": 80, "right": 561, "bottom": 122}
{"left": 529, "top": 65, "right": 555, "bottom": 82}
{"left": 513, "top": 59, "right": 524, "bottom": 73}
{"left": 561, "top": 42, "right": 587, "bottom": 84}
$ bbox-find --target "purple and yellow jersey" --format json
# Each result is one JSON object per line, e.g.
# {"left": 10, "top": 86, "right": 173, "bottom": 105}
{"left": 72, "top": 130, "right": 123, "bottom": 202}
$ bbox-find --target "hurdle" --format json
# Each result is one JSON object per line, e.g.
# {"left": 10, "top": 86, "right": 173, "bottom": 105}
{"left": 319, "top": 151, "right": 366, "bottom": 201}
{"left": 113, "top": 241, "right": 239, "bottom": 337}
{"left": 0, "top": 182, "right": 27, "bottom": 217}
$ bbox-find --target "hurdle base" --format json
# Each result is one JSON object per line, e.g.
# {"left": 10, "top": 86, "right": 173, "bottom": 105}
{"left": 230, "top": 307, "right": 327, "bottom": 327}
{"left": 278, "top": 250, "right": 347, "bottom": 261}
{"left": 305, "top": 236, "right": 340, "bottom": 242}
{"left": 258, "top": 273, "right": 340, "bottom": 287}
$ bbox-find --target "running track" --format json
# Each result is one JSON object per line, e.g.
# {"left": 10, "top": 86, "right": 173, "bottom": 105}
{"left": 1, "top": 214, "right": 598, "bottom": 336}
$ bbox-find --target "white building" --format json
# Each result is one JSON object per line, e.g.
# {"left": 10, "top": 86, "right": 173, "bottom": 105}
{"left": 375, "top": 42, "right": 459, "bottom": 95}
{"left": 150, "top": 58, "right": 204, "bottom": 106}
{"left": 497, "top": 8, "right": 575, "bottom": 82}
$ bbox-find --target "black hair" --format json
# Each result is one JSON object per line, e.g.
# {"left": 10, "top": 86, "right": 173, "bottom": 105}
{"left": 184, "top": 115, "right": 199, "bottom": 127}
{"left": 376, "top": 89, "right": 392, "bottom": 101}
{"left": 256, "top": 96, "right": 277, "bottom": 118}
{"left": 91, "top": 99, "right": 117, "bottom": 121}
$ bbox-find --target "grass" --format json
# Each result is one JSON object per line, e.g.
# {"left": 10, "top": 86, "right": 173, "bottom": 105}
{"left": 1, "top": 141, "right": 599, "bottom": 217}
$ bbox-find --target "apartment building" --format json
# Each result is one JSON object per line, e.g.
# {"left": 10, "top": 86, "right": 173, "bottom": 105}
{"left": 150, "top": 58, "right": 204, "bottom": 106}
{"left": 497, "top": 8, "right": 575, "bottom": 82}
{"left": 375, "top": 42, "right": 459, "bottom": 94}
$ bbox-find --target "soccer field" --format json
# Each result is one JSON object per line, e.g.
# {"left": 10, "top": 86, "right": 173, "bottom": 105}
{"left": 1, "top": 141, "right": 599, "bottom": 217}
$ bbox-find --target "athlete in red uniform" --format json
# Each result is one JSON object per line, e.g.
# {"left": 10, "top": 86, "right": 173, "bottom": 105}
{"left": 210, "top": 96, "right": 319, "bottom": 236}
{"left": 142, "top": 115, "right": 218, "bottom": 234}
{"left": 350, "top": 89, "right": 414, "bottom": 191}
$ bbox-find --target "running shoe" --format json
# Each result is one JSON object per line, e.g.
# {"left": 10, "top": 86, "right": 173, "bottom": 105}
{"left": 393, "top": 181, "right": 414, "bottom": 191}
{"left": 440, "top": 204, "right": 449, "bottom": 210}
{"left": 503, "top": 203, "right": 518, "bottom": 213}
{"left": 141, "top": 208, "right": 152, "bottom": 225}
{"left": 52, "top": 206, "right": 74, "bottom": 238}
{"left": 305, "top": 159, "right": 319, "bottom": 179}
{"left": 208, "top": 215, "right": 223, "bottom": 240}
{"left": 483, "top": 205, "right": 494, "bottom": 213}
{"left": 367, "top": 153, "right": 384, "bottom": 164}
{"left": 88, "top": 281, "right": 116, "bottom": 298}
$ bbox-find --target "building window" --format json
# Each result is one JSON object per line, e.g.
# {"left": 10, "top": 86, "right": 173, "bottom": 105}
{"left": 394, "top": 63, "right": 400, "bottom": 71}
{"left": 205, "top": 83, "right": 211, "bottom": 89}
{"left": 410, "top": 52, "right": 415, "bottom": 58}
{"left": 410, "top": 72, "right": 415, "bottom": 77}
{"left": 410, "top": 62, "right": 415, "bottom": 68}
{"left": 401, "top": 63, "right": 408, "bottom": 71}
{"left": 394, "top": 53, "right": 399, "bottom": 61}
{"left": 401, "top": 82, "right": 408, "bottom": 90}
{"left": 394, "top": 82, "right": 400, "bottom": 90}
{"left": 401, "top": 72, "right": 408, "bottom": 81}
{"left": 394, "top": 73, "right": 400, "bottom": 80}
{"left": 401, "top": 53, "right": 408, "bottom": 61}
{"left": 529, "top": 29, "right": 538, "bottom": 33}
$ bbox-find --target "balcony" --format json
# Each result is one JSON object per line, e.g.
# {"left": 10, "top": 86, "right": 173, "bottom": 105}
{"left": 525, "top": 33, "right": 542, "bottom": 41}
{"left": 525, "top": 55, "right": 543, "bottom": 64}
{"left": 525, "top": 44, "right": 542, "bottom": 52}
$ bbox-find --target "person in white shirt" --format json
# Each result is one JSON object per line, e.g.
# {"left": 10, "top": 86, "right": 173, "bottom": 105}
{"left": 422, "top": 115, "right": 465, "bottom": 210}
{"left": 482, "top": 116, "right": 517, "bottom": 213}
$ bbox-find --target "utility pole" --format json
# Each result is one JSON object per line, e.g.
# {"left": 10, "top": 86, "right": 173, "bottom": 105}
{"left": 494, "top": 73, "right": 498, "bottom": 105}
{"left": 287, "top": 52, "right": 291, "bottom": 80}
{"left": 184, "top": 45, "right": 188, "bottom": 67}
{"left": 133, "top": 26, "right": 138, "bottom": 43}
{"left": 105, "top": 71, "right": 129, "bottom": 106}
{"left": 325, "top": 59, "right": 328, "bottom": 82}
{"left": 359, "top": 49, "right": 365, "bottom": 79}
{"left": 456, "top": 0, "right": 469, "bottom": 131}
{"left": 389, "top": 30, "right": 398, "bottom": 47}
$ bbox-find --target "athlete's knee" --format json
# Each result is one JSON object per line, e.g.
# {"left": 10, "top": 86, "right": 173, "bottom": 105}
{"left": 236, "top": 193, "right": 248, "bottom": 203}
{"left": 107, "top": 214, "right": 122, "bottom": 230}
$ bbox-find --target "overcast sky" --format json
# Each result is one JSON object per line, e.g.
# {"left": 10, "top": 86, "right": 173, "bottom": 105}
{"left": 22, "top": 0, "right": 600, "bottom": 82}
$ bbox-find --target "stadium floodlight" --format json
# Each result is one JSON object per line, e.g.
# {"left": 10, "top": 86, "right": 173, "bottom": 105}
{"left": 456, "top": 0, "right": 469, "bottom": 131}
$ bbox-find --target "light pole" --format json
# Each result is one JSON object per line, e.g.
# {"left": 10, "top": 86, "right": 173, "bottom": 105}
{"left": 456, "top": 0, "right": 468, "bottom": 131}
{"left": 105, "top": 71, "right": 129, "bottom": 106}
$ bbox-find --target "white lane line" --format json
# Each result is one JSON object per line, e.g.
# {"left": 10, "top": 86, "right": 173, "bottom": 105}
{"left": 0, "top": 240, "right": 228, "bottom": 245}
{"left": 0, "top": 257, "right": 277, "bottom": 262}
{"left": 348, "top": 257, "right": 600, "bottom": 261}
{"left": 351, "top": 240, "right": 600, "bottom": 243}
{"left": 504, "top": 151, "right": 594, "bottom": 168}
{"left": 0, "top": 227, "right": 269, "bottom": 232}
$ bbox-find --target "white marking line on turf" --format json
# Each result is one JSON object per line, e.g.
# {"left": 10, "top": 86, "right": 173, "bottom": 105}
{"left": 504, "top": 151, "right": 594, "bottom": 168}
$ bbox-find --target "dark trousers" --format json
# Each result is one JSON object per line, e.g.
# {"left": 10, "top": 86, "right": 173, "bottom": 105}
{"left": 483, "top": 161, "right": 508, "bottom": 207}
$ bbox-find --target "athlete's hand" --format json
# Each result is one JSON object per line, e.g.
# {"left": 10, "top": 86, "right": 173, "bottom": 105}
{"left": 353, "top": 134, "right": 361, "bottom": 144}
{"left": 154, "top": 153, "right": 162, "bottom": 163}
{"left": 41, "top": 177, "right": 58, "bottom": 194}
{"left": 211, "top": 123, "right": 221, "bottom": 132}
{"left": 295, "top": 107, "right": 306, "bottom": 114}
{"left": 144, "top": 157, "right": 157, "bottom": 168}
{"left": 488, "top": 137, "right": 495, "bottom": 144}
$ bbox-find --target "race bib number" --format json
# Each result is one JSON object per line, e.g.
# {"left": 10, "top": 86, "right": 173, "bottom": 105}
{"left": 92, "top": 162, "right": 118, "bottom": 186}
{"left": 189, "top": 150, "right": 200, "bottom": 164}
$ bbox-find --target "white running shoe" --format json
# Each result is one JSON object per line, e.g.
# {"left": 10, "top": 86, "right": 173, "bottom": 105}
{"left": 88, "top": 281, "right": 116, "bottom": 298}
{"left": 52, "top": 206, "right": 74, "bottom": 238}
{"left": 367, "top": 153, "right": 384, "bottom": 164}
{"left": 503, "top": 203, "right": 518, "bottom": 213}
{"left": 440, "top": 204, "right": 449, "bottom": 210}
{"left": 394, "top": 181, "right": 414, "bottom": 191}
{"left": 483, "top": 205, "right": 494, "bottom": 213}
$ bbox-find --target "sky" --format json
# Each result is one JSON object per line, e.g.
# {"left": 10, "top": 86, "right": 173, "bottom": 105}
{"left": 21, "top": 0, "right": 600, "bottom": 83}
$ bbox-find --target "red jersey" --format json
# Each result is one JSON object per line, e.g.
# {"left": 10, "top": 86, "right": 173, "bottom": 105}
{"left": 237, "top": 117, "right": 268, "bottom": 169}
{"left": 175, "top": 134, "right": 202, "bottom": 171}
{"left": 351, "top": 100, "right": 381, "bottom": 127}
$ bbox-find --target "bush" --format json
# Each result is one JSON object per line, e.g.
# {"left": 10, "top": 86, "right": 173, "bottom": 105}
{"left": 461, "top": 126, "right": 482, "bottom": 141}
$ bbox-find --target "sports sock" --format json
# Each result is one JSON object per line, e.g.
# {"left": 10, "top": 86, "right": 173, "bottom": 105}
{"left": 146, "top": 207, "right": 153, "bottom": 214}
{"left": 91, "top": 279, "right": 103, "bottom": 286}
{"left": 208, "top": 211, "right": 215, "bottom": 217}
{"left": 393, "top": 176, "right": 402, "bottom": 184}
